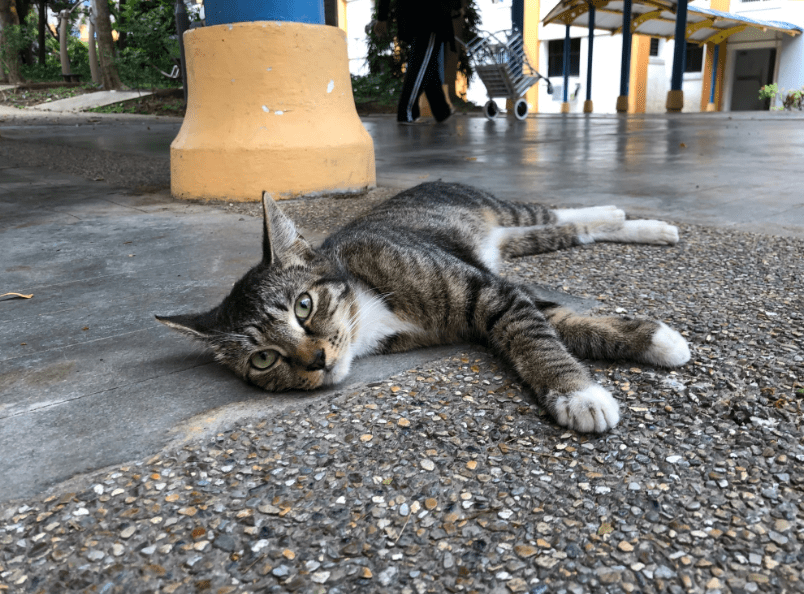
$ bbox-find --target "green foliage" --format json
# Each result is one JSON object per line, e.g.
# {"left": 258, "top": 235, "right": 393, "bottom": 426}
{"left": 759, "top": 83, "right": 804, "bottom": 111}
{"left": 351, "top": 71, "right": 404, "bottom": 106}
{"left": 115, "top": 0, "right": 183, "bottom": 88}
{"left": 0, "top": 24, "right": 28, "bottom": 77}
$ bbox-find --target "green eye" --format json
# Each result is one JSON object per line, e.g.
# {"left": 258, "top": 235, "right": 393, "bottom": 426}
{"left": 294, "top": 293, "right": 313, "bottom": 320}
{"left": 250, "top": 350, "right": 278, "bottom": 370}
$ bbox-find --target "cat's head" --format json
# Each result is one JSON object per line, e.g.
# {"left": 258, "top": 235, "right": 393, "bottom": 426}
{"left": 156, "top": 193, "right": 359, "bottom": 391}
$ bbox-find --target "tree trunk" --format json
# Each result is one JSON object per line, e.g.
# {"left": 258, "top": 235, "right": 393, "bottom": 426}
{"left": 0, "top": 0, "right": 23, "bottom": 83}
{"left": 36, "top": 0, "right": 43, "bottom": 64}
{"left": 93, "top": 0, "right": 123, "bottom": 89}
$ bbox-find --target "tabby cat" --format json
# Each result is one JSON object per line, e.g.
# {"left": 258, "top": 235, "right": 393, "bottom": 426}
{"left": 157, "top": 182, "right": 690, "bottom": 433}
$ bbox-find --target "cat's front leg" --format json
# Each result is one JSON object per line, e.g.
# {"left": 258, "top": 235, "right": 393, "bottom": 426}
{"left": 476, "top": 282, "right": 620, "bottom": 432}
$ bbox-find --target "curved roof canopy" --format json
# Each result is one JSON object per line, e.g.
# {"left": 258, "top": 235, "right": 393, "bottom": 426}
{"left": 543, "top": 0, "right": 803, "bottom": 45}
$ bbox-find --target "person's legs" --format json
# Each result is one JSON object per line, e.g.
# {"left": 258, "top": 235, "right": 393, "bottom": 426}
{"left": 396, "top": 33, "right": 439, "bottom": 123}
{"left": 420, "top": 39, "right": 452, "bottom": 122}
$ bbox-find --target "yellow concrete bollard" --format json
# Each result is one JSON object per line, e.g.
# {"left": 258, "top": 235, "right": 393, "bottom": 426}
{"left": 171, "top": 21, "right": 376, "bottom": 202}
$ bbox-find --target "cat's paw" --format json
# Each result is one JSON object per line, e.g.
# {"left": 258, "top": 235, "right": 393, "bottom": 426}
{"left": 553, "top": 384, "right": 620, "bottom": 433}
{"left": 641, "top": 322, "right": 691, "bottom": 367}
{"left": 592, "top": 220, "right": 679, "bottom": 245}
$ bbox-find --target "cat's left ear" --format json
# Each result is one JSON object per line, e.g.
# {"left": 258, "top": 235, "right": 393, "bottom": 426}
{"left": 155, "top": 311, "right": 217, "bottom": 342}
{"left": 262, "top": 191, "right": 314, "bottom": 266}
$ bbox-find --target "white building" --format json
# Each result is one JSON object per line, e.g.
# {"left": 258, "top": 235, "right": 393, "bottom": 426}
{"left": 345, "top": 0, "right": 804, "bottom": 113}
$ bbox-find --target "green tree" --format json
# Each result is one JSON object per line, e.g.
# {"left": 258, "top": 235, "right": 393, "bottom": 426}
{"left": 0, "top": 0, "right": 23, "bottom": 82}
{"left": 115, "top": 0, "right": 184, "bottom": 88}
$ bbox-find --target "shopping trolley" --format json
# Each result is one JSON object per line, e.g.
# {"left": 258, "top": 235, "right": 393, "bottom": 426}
{"left": 458, "top": 29, "right": 552, "bottom": 120}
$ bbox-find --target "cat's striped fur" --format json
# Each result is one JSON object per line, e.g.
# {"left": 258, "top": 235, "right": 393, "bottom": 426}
{"left": 157, "top": 182, "right": 689, "bottom": 433}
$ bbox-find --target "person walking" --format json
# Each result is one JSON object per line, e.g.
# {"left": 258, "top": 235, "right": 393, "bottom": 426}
{"left": 374, "top": 0, "right": 461, "bottom": 124}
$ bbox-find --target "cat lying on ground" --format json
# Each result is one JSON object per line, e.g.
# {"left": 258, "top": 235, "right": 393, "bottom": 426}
{"left": 157, "top": 182, "right": 690, "bottom": 433}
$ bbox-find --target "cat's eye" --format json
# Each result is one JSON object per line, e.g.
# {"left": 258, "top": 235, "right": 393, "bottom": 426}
{"left": 250, "top": 350, "right": 278, "bottom": 370}
{"left": 294, "top": 293, "right": 313, "bottom": 321}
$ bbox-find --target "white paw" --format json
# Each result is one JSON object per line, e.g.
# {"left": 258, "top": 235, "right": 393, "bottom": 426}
{"left": 553, "top": 384, "right": 620, "bottom": 433}
{"left": 642, "top": 323, "right": 691, "bottom": 367}
{"left": 592, "top": 220, "right": 679, "bottom": 245}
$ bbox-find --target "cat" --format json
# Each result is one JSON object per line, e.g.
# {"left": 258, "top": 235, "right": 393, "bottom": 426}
{"left": 157, "top": 181, "right": 690, "bottom": 433}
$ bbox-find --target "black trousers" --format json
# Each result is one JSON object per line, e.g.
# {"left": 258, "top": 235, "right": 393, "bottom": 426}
{"left": 397, "top": 32, "right": 452, "bottom": 123}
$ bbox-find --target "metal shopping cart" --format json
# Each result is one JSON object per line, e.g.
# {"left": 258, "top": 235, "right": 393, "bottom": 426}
{"left": 458, "top": 29, "right": 552, "bottom": 120}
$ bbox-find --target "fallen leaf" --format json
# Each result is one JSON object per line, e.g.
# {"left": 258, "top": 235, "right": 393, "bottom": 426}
{"left": 0, "top": 292, "right": 33, "bottom": 300}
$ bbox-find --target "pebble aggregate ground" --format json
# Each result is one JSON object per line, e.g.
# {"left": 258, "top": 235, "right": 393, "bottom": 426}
{"left": 2, "top": 192, "right": 803, "bottom": 594}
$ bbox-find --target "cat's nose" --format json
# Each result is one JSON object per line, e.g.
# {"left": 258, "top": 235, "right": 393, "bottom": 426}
{"left": 306, "top": 349, "right": 327, "bottom": 371}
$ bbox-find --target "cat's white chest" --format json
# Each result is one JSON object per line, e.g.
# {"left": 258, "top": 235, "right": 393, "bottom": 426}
{"left": 351, "top": 287, "right": 419, "bottom": 357}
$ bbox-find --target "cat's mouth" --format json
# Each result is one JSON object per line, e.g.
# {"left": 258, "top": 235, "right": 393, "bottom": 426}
{"left": 320, "top": 355, "right": 352, "bottom": 387}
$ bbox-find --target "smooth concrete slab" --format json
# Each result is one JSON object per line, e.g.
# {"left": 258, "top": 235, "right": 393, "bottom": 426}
{"left": 2, "top": 110, "right": 804, "bottom": 503}
{"left": 28, "top": 89, "right": 154, "bottom": 112}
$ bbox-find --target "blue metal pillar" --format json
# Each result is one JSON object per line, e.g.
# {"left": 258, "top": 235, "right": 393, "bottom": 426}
{"left": 617, "top": 0, "right": 632, "bottom": 112}
{"left": 512, "top": 0, "right": 524, "bottom": 32}
{"left": 585, "top": 3, "right": 595, "bottom": 112}
{"left": 670, "top": 0, "right": 688, "bottom": 91}
{"left": 709, "top": 44, "right": 720, "bottom": 104}
{"left": 666, "top": 0, "right": 688, "bottom": 110}
{"left": 205, "top": 0, "right": 324, "bottom": 26}
{"left": 563, "top": 24, "right": 571, "bottom": 103}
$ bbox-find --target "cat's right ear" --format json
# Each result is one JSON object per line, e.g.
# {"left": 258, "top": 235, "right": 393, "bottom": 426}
{"left": 262, "top": 191, "right": 314, "bottom": 266}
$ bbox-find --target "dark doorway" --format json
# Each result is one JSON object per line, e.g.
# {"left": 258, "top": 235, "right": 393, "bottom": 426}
{"left": 730, "top": 48, "right": 776, "bottom": 111}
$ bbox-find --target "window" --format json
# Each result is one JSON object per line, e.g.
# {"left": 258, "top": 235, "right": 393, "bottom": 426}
{"left": 649, "top": 37, "right": 660, "bottom": 57}
{"left": 685, "top": 42, "right": 704, "bottom": 72}
{"left": 547, "top": 38, "right": 581, "bottom": 78}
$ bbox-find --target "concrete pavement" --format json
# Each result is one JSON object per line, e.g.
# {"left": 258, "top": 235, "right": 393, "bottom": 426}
{"left": 1, "top": 111, "right": 803, "bottom": 503}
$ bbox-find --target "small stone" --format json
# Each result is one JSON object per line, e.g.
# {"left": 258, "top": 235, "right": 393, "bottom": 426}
{"left": 360, "top": 567, "right": 373, "bottom": 579}
{"left": 112, "top": 544, "right": 124, "bottom": 557}
{"left": 618, "top": 541, "right": 634, "bottom": 552}
{"left": 397, "top": 418, "right": 410, "bottom": 427}
{"left": 193, "top": 540, "right": 209, "bottom": 551}
{"left": 506, "top": 577, "right": 528, "bottom": 592}
{"left": 513, "top": 544, "right": 538, "bottom": 558}
{"left": 360, "top": 434, "right": 373, "bottom": 442}
{"left": 443, "top": 551, "right": 454, "bottom": 569}
{"left": 258, "top": 504, "right": 281, "bottom": 515}
{"left": 272, "top": 565, "right": 290, "bottom": 578}
{"left": 774, "top": 519, "right": 791, "bottom": 532}
{"left": 498, "top": 509, "right": 514, "bottom": 520}
{"left": 655, "top": 565, "right": 676, "bottom": 579}
{"left": 283, "top": 548, "right": 296, "bottom": 560}
{"left": 466, "top": 460, "right": 477, "bottom": 470}
{"left": 706, "top": 577, "right": 722, "bottom": 589}
{"left": 768, "top": 531, "right": 789, "bottom": 545}
{"left": 666, "top": 455, "right": 682, "bottom": 464}
{"left": 399, "top": 503, "right": 410, "bottom": 517}
{"left": 420, "top": 459, "right": 435, "bottom": 471}
{"left": 178, "top": 507, "right": 197, "bottom": 517}
{"left": 378, "top": 566, "right": 398, "bottom": 586}
{"left": 311, "top": 571, "right": 330, "bottom": 584}
{"left": 213, "top": 534, "right": 236, "bottom": 552}
{"left": 425, "top": 498, "right": 438, "bottom": 510}
{"left": 86, "top": 549, "right": 104, "bottom": 561}
{"left": 120, "top": 526, "right": 136, "bottom": 539}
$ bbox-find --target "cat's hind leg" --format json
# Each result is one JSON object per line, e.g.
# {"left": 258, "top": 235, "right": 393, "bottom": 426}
{"left": 542, "top": 305, "right": 691, "bottom": 368}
